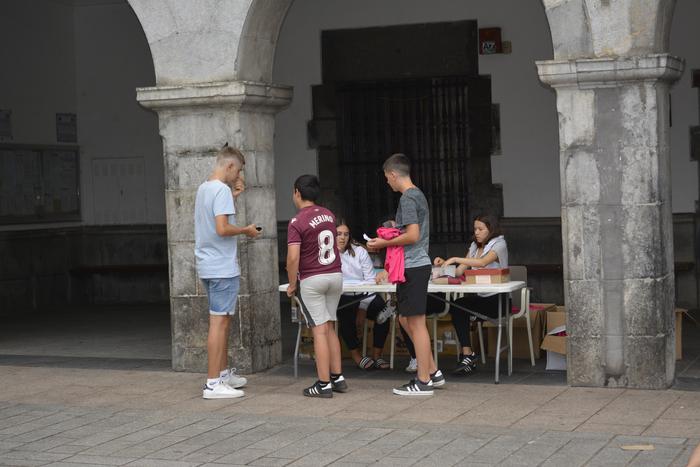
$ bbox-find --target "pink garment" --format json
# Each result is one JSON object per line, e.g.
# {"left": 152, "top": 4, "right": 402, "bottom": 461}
{"left": 377, "top": 227, "right": 405, "bottom": 284}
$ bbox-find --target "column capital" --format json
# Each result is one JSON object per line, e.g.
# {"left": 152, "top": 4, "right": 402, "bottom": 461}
{"left": 536, "top": 54, "right": 684, "bottom": 89}
{"left": 136, "top": 80, "right": 293, "bottom": 113}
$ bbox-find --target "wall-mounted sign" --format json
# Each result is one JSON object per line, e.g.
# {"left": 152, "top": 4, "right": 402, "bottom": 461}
{"left": 479, "top": 27, "right": 503, "bottom": 55}
{"left": 0, "top": 109, "right": 11, "bottom": 141}
{"left": 56, "top": 113, "right": 77, "bottom": 143}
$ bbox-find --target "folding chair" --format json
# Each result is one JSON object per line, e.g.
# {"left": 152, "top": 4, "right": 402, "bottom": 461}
{"left": 507, "top": 265, "right": 535, "bottom": 372}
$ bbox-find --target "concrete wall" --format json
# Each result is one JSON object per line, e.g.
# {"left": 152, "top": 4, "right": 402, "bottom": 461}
{"left": 0, "top": 0, "right": 162, "bottom": 230}
{"left": 272, "top": 0, "right": 698, "bottom": 220}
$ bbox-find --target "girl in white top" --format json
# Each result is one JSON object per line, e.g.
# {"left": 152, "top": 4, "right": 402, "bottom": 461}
{"left": 336, "top": 221, "right": 393, "bottom": 370}
{"left": 433, "top": 214, "right": 508, "bottom": 375}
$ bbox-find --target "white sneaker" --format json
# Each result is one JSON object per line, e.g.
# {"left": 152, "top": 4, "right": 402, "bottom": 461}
{"left": 375, "top": 302, "right": 396, "bottom": 324}
{"left": 224, "top": 368, "right": 247, "bottom": 389}
{"left": 405, "top": 358, "right": 418, "bottom": 373}
{"left": 202, "top": 383, "right": 245, "bottom": 399}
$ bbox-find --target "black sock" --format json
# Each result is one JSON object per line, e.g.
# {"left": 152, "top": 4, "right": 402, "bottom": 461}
{"left": 418, "top": 378, "right": 431, "bottom": 385}
{"left": 318, "top": 380, "right": 330, "bottom": 386}
{"left": 330, "top": 373, "right": 342, "bottom": 380}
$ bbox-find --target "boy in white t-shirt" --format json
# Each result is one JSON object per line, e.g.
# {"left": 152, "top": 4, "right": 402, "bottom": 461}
{"left": 194, "top": 146, "right": 259, "bottom": 399}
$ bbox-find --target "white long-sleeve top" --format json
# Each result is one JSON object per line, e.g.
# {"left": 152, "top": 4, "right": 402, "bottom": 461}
{"left": 340, "top": 245, "right": 376, "bottom": 286}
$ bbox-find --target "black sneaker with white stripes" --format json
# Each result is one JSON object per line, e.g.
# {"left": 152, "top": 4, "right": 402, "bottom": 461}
{"left": 453, "top": 353, "right": 478, "bottom": 375}
{"left": 303, "top": 380, "right": 333, "bottom": 398}
{"left": 430, "top": 369, "right": 446, "bottom": 388}
{"left": 331, "top": 374, "right": 348, "bottom": 393}
{"left": 392, "top": 378, "right": 434, "bottom": 396}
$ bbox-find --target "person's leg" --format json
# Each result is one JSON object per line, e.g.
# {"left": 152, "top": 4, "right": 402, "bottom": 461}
{"left": 219, "top": 316, "right": 231, "bottom": 372}
{"left": 399, "top": 317, "right": 417, "bottom": 358}
{"left": 298, "top": 276, "right": 333, "bottom": 386}
{"left": 207, "top": 315, "right": 228, "bottom": 379}
{"left": 448, "top": 306, "right": 473, "bottom": 355}
{"left": 406, "top": 314, "right": 436, "bottom": 382}
{"left": 311, "top": 322, "right": 332, "bottom": 381}
{"left": 366, "top": 295, "right": 390, "bottom": 362}
{"left": 324, "top": 273, "right": 344, "bottom": 376}
{"left": 337, "top": 296, "right": 364, "bottom": 365}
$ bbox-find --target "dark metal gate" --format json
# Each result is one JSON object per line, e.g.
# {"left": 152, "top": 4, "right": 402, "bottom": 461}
{"left": 337, "top": 77, "right": 471, "bottom": 243}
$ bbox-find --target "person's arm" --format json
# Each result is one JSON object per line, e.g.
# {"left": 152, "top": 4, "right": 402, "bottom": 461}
{"left": 215, "top": 215, "right": 258, "bottom": 238}
{"left": 444, "top": 250, "right": 498, "bottom": 268}
{"left": 286, "top": 244, "right": 300, "bottom": 297}
{"left": 358, "top": 248, "right": 377, "bottom": 284}
{"left": 366, "top": 223, "right": 419, "bottom": 249}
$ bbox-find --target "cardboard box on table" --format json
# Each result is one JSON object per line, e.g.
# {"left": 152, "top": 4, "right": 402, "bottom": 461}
{"left": 540, "top": 305, "right": 567, "bottom": 370}
{"left": 484, "top": 303, "right": 552, "bottom": 360}
{"left": 463, "top": 268, "right": 510, "bottom": 284}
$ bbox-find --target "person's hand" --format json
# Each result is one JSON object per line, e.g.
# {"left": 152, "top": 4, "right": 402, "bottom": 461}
{"left": 367, "top": 237, "right": 388, "bottom": 250}
{"left": 444, "top": 257, "right": 457, "bottom": 266}
{"left": 245, "top": 224, "right": 260, "bottom": 238}
{"left": 433, "top": 257, "right": 445, "bottom": 266}
{"left": 232, "top": 176, "right": 245, "bottom": 198}
{"left": 365, "top": 244, "right": 380, "bottom": 254}
{"left": 286, "top": 282, "right": 297, "bottom": 298}
{"left": 375, "top": 270, "right": 388, "bottom": 284}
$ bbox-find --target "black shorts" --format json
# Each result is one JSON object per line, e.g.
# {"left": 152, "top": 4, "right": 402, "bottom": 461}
{"left": 396, "top": 265, "right": 431, "bottom": 317}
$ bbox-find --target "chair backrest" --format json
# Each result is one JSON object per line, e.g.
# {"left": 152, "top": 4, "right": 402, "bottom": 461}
{"left": 509, "top": 265, "right": 527, "bottom": 310}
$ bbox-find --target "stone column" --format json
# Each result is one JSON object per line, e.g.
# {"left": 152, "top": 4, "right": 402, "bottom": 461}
{"left": 137, "top": 81, "right": 292, "bottom": 373}
{"left": 537, "top": 54, "right": 683, "bottom": 388}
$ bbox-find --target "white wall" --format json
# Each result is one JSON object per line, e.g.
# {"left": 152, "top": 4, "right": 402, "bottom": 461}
{"left": 74, "top": 2, "right": 164, "bottom": 225}
{"left": 272, "top": 0, "right": 699, "bottom": 220}
{"left": 0, "top": 0, "right": 163, "bottom": 229}
{"left": 272, "top": 0, "right": 558, "bottom": 220}
{"left": 670, "top": 0, "right": 700, "bottom": 214}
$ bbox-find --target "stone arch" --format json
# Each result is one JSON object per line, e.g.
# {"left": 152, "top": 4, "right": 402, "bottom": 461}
{"left": 236, "top": 0, "right": 294, "bottom": 82}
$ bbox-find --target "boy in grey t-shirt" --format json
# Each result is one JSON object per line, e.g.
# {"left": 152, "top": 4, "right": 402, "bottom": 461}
{"left": 367, "top": 153, "right": 445, "bottom": 396}
{"left": 194, "top": 146, "right": 259, "bottom": 399}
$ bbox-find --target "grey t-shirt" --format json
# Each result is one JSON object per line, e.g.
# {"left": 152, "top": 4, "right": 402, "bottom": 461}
{"left": 395, "top": 187, "right": 431, "bottom": 268}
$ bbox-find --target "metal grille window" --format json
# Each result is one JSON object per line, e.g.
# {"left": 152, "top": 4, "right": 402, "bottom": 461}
{"left": 337, "top": 77, "right": 471, "bottom": 243}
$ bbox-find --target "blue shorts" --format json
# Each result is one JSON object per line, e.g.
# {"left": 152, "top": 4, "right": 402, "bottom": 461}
{"left": 202, "top": 277, "right": 240, "bottom": 316}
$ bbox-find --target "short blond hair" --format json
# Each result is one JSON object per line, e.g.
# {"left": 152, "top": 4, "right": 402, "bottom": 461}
{"left": 216, "top": 146, "right": 245, "bottom": 168}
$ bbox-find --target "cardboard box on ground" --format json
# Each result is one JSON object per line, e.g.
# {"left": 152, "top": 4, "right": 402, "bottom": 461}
{"left": 540, "top": 305, "right": 566, "bottom": 370}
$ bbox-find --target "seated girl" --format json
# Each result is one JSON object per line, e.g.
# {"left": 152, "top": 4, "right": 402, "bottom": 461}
{"left": 433, "top": 213, "right": 508, "bottom": 375}
{"left": 336, "top": 220, "right": 393, "bottom": 370}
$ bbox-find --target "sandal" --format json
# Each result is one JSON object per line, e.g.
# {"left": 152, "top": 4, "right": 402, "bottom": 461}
{"left": 372, "top": 358, "right": 390, "bottom": 370}
{"left": 357, "top": 356, "right": 375, "bottom": 370}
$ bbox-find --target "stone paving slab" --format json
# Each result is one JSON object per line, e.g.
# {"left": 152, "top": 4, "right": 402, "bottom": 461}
{"left": 0, "top": 364, "right": 699, "bottom": 466}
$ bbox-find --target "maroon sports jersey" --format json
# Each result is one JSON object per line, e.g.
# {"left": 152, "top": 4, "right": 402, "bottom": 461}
{"left": 287, "top": 205, "right": 342, "bottom": 280}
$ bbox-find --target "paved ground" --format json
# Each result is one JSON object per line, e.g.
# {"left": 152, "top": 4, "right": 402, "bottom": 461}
{"left": 1, "top": 358, "right": 700, "bottom": 467}
{"left": 1, "top": 305, "right": 700, "bottom": 466}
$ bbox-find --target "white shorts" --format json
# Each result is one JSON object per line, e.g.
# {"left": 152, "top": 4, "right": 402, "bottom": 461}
{"left": 298, "top": 272, "right": 343, "bottom": 327}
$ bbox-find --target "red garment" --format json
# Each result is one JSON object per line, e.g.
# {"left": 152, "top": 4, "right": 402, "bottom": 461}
{"left": 376, "top": 227, "right": 405, "bottom": 284}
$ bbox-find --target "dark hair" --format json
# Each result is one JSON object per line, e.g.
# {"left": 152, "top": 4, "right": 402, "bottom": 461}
{"left": 473, "top": 213, "right": 503, "bottom": 247}
{"left": 335, "top": 218, "right": 361, "bottom": 257}
{"left": 294, "top": 174, "right": 320, "bottom": 202}
{"left": 382, "top": 153, "right": 411, "bottom": 176}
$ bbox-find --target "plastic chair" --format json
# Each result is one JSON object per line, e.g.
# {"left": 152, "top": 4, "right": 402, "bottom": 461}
{"left": 507, "top": 265, "right": 535, "bottom": 373}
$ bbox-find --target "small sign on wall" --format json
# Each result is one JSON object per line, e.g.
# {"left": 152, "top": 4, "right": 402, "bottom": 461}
{"left": 0, "top": 109, "right": 12, "bottom": 141}
{"left": 479, "top": 27, "right": 502, "bottom": 55}
{"left": 56, "top": 113, "right": 77, "bottom": 143}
